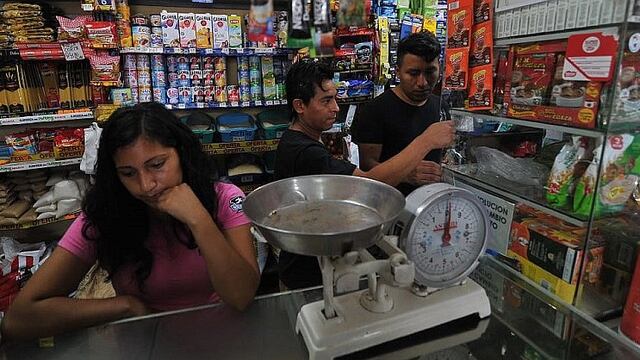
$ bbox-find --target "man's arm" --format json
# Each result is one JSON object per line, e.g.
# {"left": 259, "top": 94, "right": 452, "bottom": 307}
{"left": 357, "top": 143, "right": 382, "bottom": 171}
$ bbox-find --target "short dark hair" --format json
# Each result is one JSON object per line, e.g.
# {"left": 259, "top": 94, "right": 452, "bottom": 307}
{"left": 285, "top": 58, "right": 334, "bottom": 121}
{"left": 397, "top": 31, "right": 441, "bottom": 66}
{"left": 83, "top": 102, "right": 219, "bottom": 290}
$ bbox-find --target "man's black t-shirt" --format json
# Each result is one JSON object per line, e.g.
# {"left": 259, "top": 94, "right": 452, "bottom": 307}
{"left": 351, "top": 91, "right": 449, "bottom": 195}
{"left": 274, "top": 129, "right": 357, "bottom": 289}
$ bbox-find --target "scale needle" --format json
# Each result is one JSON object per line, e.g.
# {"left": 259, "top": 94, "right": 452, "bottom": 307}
{"left": 442, "top": 201, "right": 452, "bottom": 247}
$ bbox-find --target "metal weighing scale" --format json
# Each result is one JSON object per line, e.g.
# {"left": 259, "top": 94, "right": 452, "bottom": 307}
{"left": 244, "top": 176, "right": 491, "bottom": 360}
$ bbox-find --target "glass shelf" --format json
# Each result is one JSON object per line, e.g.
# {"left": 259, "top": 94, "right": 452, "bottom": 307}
{"left": 445, "top": 163, "right": 590, "bottom": 228}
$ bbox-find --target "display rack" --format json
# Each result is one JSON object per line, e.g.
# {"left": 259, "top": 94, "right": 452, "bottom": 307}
{"left": 0, "top": 158, "right": 82, "bottom": 173}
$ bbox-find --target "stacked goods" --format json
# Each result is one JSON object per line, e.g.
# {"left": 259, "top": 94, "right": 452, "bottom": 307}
{"left": 0, "top": 239, "right": 51, "bottom": 312}
{"left": 0, "top": 169, "right": 86, "bottom": 226}
{"left": 2, "top": 127, "right": 85, "bottom": 163}
{"left": 0, "top": 2, "right": 55, "bottom": 46}
{"left": 0, "top": 61, "right": 91, "bottom": 115}
{"left": 121, "top": 53, "right": 291, "bottom": 107}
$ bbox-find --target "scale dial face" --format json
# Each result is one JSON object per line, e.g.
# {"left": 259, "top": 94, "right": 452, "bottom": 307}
{"left": 404, "top": 187, "right": 488, "bottom": 288}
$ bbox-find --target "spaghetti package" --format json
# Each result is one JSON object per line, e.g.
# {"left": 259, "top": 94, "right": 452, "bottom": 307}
{"left": 444, "top": 48, "right": 469, "bottom": 90}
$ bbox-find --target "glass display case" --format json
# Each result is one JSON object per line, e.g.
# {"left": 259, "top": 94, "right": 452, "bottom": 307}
{"left": 441, "top": 0, "right": 640, "bottom": 351}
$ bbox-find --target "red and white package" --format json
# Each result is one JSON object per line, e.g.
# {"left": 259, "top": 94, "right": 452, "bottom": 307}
{"left": 0, "top": 241, "right": 48, "bottom": 312}
{"left": 54, "top": 128, "right": 85, "bottom": 149}
{"left": 85, "top": 21, "right": 118, "bottom": 48}
{"left": 88, "top": 53, "right": 121, "bottom": 83}
{"left": 56, "top": 15, "right": 92, "bottom": 40}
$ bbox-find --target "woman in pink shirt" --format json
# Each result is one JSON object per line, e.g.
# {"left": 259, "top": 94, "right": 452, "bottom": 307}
{"left": 1, "top": 103, "right": 260, "bottom": 341}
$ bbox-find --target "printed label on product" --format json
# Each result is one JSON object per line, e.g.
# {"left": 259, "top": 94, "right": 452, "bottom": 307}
{"left": 563, "top": 33, "right": 618, "bottom": 81}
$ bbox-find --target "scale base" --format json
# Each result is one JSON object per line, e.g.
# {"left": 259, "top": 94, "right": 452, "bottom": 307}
{"left": 296, "top": 279, "right": 491, "bottom": 360}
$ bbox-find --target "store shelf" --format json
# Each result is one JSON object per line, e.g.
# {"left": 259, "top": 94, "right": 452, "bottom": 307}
{"left": 492, "top": 311, "right": 564, "bottom": 360}
{"left": 0, "top": 110, "right": 93, "bottom": 126}
{"left": 0, "top": 158, "right": 82, "bottom": 173}
{"left": 336, "top": 95, "right": 373, "bottom": 105}
{"left": 166, "top": 99, "right": 287, "bottom": 110}
{"left": 451, "top": 109, "right": 605, "bottom": 138}
{"left": 0, "top": 211, "right": 79, "bottom": 232}
{"left": 495, "top": 26, "right": 619, "bottom": 47}
{"left": 202, "top": 139, "right": 279, "bottom": 155}
{"left": 157, "top": 47, "right": 297, "bottom": 56}
{"left": 333, "top": 68, "right": 373, "bottom": 74}
{"left": 445, "top": 164, "right": 589, "bottom": 227}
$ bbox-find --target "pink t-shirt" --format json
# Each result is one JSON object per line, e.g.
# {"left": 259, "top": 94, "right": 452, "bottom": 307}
{"left": 58, "top": 182, "right": 250, "bottom": 311}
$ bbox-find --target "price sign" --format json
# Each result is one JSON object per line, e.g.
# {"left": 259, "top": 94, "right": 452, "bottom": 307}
{"left": 61, "top": 42, "right": 85, "bottom": 61}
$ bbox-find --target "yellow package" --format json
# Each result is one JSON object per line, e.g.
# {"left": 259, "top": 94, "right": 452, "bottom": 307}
{"left": 195, "top": 13, "right": 213, "bottom": 49}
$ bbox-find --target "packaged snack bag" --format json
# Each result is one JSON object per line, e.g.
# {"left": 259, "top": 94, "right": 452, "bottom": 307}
{"left": 470, "top": 22, "right": 492, "bottom": 67}
{"left": 546, "top": 136, "right": 589, "bottom": 207}
{"left": 447, "top": 0, "right": 472, "bottom": 49}
{"left": 474, "top": 0, "right": 492, "bottom": 24}
{"left": 574, "top": 134, "right": 640, "bottom": 217}
{"left": 468, "top": 65, "right": 493, "bottom": 110}
{"left": 444, "top": 49, "right": 469, "bottom": 90}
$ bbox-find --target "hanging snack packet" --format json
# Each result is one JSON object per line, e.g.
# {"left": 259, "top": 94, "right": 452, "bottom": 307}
{"left": 56, "top": 15, "right": 92, "bottom": 40}
{"left": 85, "top": 21, "right": 118, "bottom": 48}
{"left": 474, "top": 0, "right": 492, "bottom": 24}
{"left": 247, "top": 0, "right": 276, "bottom": 44}
{"left": 88, "top": 53, "right": 121, "bottom": 84}
{"left": 290, "top": 0, "right": 311, "bottom": 40}
{"left": 337, "top": 0, "right": 371, "bottom": 27}
{"left": 444, "top": 49, "right": 469, "bottom": 90}
{"left": 470, "top": 22, "right": 492, "bottom": 67}
{"left": 546, "top": 136, "right": 589, "bottom": 207}
{"left": 574, "top": 134, "right": 639, "bottom": 217}
{"left": 447, "top": 0, "right": 472, "bottom": 49}
{"left": 468, "top": 65, "right": 493, "bottom": 110}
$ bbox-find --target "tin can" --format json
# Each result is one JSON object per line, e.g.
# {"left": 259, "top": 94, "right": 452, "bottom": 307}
{"left": 190, "top": 70, "right": 202, "bottom": 86}
{"left": 150, "top": 27, "right": 163, "bottom": 48}
{"left": 177, "top": 70, "right": 191, "bottom": 87}
{"left": 203, "top": 70, "right": 214, "bottom": 86}
{"left": 214, "top": 70, "right": 227, "bottom": 87}
{"left": 153, "top": 87, "right": 166, "bottom": 104}
{"left": 131, "top": 87, "right": 139, "bottom": 103}
{"left": 137, "top": 71, "right": 151, "bottom": 87}
{"left": 124, "top": 69, "right": 138, "bottom": 87}
{"left": 238, "top": 70, "right": 250, "bottom": 87}
{"left": 227, "top": 85, "right": 240, "bottom": 102}
{"left": 167, "top": 71, "right": 179, "bottom": 88}
{"left": 150, "top": 54, "right": 164, "bottom": 71}
{"left": 135, "top": 54, "right": 150, "bottom": 71}
{"left": 239, "top": 85, "right": 251, "bottom": 102}
{"left": 132, "top": 24, "right": 151, "bottom": 48}
{"left": 131, "top": 15, "right": 149, "bottom": 26}
{"left": 249, "top": 56, "right": 260, "bottom": 70}
{"left": 139, "top": 86, "right": 152, "bottom": 103}
{"left": 193, "top": 86, "right": 205, "bottom": 103}
{"left": 190, "top": 55, "right": 201, "bottom": 70}
{"left": 166, "top": 55, "right": 178, "bottom": 71}
{"left": 213, "top": 57, "right": 226, "bottom": 71}
{"left": 204, "top": 86, "right": 214, "bottom": 103}
{"left": 152, "top": 70, "right": 166, "bottom": 87}
{"left": 149, "top": 14, "right": 162, "bottom": 27}
{"left": 249, "top": 69, "right": 261, "bottom": 83}
{"left": 167, "top": 87, "right": 179, "bottom": 104}
{"left": 178, "top": 87, "right": 192, "bottom": 104}
{"left": 250, "top": 84, "right": 262, "bottom": 101}
{"left": 176, "top": 55, "right": 189, "bottom": 70}
{"left": 123, "top": 54, "right": 137, "bottom": 70}
{"left": 202, "top": 56, "right": 215, "bottom": 70}
{"left": 214, "top": 86, "right": 227, "bottom": 103}
{"left": 238, "top": 57, "right": 249, "bottom": 71}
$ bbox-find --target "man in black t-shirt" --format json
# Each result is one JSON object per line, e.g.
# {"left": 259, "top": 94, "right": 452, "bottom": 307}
{"left": 273, "top": 59, "right": 456, "bottom": 290}
{"left": 351, "top": 32, "right": 451, "bottom": 196}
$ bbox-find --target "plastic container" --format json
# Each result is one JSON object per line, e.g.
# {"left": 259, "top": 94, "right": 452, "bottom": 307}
{"left": 216, "top": 112, "right": 257, "bottom": 142}
{"left": 256, "top": 109, "right": 289, "bottom": 139}
{"left": 180, "top": 112, "right": 215, "bottom": 144}
{"left": 226, "top": 154, "right": 265, "bottom": 185}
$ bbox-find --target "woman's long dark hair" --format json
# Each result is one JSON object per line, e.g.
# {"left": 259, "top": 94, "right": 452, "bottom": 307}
{"left": 82, "top": 102, "right": 218, "bottom": 289}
